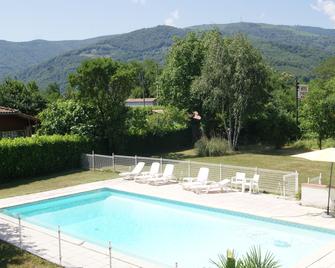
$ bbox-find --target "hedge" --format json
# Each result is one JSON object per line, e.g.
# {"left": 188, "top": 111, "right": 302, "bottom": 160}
{"left": 123, "top": 128, "right": 193, "bottom": 155}
{"left": 0, "top": 135, "right": 90, "bottom": 182}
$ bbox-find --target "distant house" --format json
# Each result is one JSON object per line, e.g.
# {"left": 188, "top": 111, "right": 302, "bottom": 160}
{"left": 0, "top": 106, "right": 38, "bottom": 138}
{"left": 125, "top": 98, "right": 157, "bottom": 107}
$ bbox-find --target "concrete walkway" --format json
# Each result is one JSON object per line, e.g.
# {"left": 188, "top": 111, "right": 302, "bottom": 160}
{"left": 0, "top": 179, "right": 335, "bottom": 268}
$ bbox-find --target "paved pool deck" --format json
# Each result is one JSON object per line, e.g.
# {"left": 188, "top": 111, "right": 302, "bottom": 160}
{"left": 0, "top": 178, "right": 335, "bottom": 268}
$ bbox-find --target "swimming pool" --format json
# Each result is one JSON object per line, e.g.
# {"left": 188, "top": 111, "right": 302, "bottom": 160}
{"left": 2, "top": 188, "right": 335, "bottom": 267}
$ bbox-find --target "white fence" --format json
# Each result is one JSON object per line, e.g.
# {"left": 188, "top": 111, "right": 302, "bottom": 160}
{"left": 82, "top": 153, "right": 299, "bottom": 198}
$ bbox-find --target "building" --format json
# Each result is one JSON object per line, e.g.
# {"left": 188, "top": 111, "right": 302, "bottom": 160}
{"left": 0, "top": 106, "right": 38, "bottom": 138}
{"left": 125, "top": 98, "right": 157, "bottom": 107}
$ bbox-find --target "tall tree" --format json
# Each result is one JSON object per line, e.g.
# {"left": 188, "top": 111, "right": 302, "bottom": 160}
{"left": 300, "top": 78, "right": 335, "bottom": 149}
{"left": 130, "top": 60, "right": 161, "bottom": 98}
{"left": 158, "top": 32, "right": 205, "bottom": 110}
{"left": 69, "top": 58, "right": 135, "bottom": 152}
{"left": 192, "top": 32, "right": 269, "bottom": 150}
{"left": 0, "top": 78, "right": 46, "bottom": 115}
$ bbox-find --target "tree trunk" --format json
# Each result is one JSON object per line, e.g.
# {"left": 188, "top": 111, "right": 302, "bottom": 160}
{"left": 318, "top": 136, "right": 322, "bottom": 150}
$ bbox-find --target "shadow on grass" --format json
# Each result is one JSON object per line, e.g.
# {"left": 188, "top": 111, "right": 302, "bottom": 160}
{"left": 0, "top": 169, "right": 85, "bottom": 191}
{"left": 155, "top": 145, "right": 310, "bottom": 160}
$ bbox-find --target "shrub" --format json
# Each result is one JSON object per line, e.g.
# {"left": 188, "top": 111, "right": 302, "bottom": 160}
{"left": 195, "top": 136, "right": 229, "bottom": 156}
{"left": 291, "top": 138, "right": 335, "bottom": 150}
{"left": 0, "top": 135, "right": 90, "bottom": 182}
{"left": 194, "top": 136, "right": 209, "bottom": 156}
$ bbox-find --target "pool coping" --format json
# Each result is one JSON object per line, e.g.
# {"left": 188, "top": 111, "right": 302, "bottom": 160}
{"left": 1, "top": 178, "right": 335, "bottom": 268}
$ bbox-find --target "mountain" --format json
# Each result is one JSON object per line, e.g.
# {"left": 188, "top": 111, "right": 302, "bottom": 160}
{"left": 17, "top": 26, "right": 185, "bottom": 89}
{"left": 0, "top": 36, "right": 110, "bottom": 80}
{"left": 2, "top": 22, "right": 335, "bottom": 89}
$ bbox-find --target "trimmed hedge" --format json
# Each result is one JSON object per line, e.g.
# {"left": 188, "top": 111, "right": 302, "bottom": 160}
{"left": 123, "top": 128, "right": 193, "bottom": 155}
{"left": 0, "top": 135, "right": 90, "bottom": 182}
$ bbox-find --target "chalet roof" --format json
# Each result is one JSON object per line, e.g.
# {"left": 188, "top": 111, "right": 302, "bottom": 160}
{"left": 0, "top": 106, "right": 38, "bottom": 122}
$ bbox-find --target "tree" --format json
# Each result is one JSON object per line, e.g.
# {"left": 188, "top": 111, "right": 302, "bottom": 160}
{"left": 314, "top": 56, "right": 335, "bottom": 80}
{"left": 38, "top": 99, "right": 96, "bottom": 137}
{"left": 158, "top": 32, "right": 205, "bottom": 110}
{"left": 130, "top": 60, "right": 161, "bottom": 98}
{"left": 44, "top": 82, "right": 62, "bottom": 102}
{"left": 0, "top": 78, "right": 46, "bottom": 115}
{"left": 192, "top": 32, "right": 269, "bottom": 150}
{"left": 69, "top": 58, "right": 135, "bottom": 152}
{"left": 300, "top": 78, "right": 335, "bottom": 149}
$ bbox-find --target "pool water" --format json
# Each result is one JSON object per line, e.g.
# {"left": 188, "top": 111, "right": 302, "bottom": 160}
{"left": 2, "top": 188, "right": 335, "bottom": 267}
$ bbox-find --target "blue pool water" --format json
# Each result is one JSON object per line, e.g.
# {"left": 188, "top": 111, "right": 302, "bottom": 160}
{"left": 2, "top": 188, "right": 335, "bottom": 267}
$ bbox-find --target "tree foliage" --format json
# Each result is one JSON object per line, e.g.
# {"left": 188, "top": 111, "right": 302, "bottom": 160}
{"left": 300, "top": 78, "right": 335, "bottom": 149}
{"left": 192, "top": 32, "right": 269, "bottom": 149}
{"left": 158, "top": 32, "right": 205, "bottom": 110}
{"left": 129, "top": 60, "right": 161, "bottom": 98}
{"left": 69, "top": 58, "right": 135, "bottom": 151}
{"left": 38, "top": 99, "right": 96, "bottom": 137}
{"left": 0, "top": 78, "right": 46, "bottom": 115}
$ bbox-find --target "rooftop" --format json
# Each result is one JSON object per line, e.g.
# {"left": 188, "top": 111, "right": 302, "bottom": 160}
{"left": 0, "top": 106, "right": 38, "bottom": 122}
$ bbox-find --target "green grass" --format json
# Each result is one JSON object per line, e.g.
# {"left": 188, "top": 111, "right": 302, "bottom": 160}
{"left": 0, "top": 240, "right": 60, "bottom": 268}
{"left": 162, "top": 146, "right": 332, "bottom": 185}
{"left": 0, "top": 169, "right": 118, "bottom": 199}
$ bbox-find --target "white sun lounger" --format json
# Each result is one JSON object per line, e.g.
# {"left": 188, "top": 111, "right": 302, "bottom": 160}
{"left": 147, "top": 164, "right": 175, "bottom": 185}
{"left": 191, "top": 179, "right": 231, "bottom": 194}
{"left": 135, "top": 162, "right": 160, "bottom": 183}
{"left": 182, "top": 167, "right": 209, "bottom": 190}
{"left": 119, "top": 162, "right": 145, "bottom": 180}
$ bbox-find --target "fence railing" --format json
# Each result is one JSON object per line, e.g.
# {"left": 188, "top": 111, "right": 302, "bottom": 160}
{"left": 82, "top": 152, "right": 299, "bottom": 198}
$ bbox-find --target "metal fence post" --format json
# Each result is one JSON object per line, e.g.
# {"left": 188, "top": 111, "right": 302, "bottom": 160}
{"left": 295, "top": 171, "right": 299, "bottom": 195}
{"left": 283, "top": 176, "right": 286, "bottom": 198}
{"left": 58, "top": 225, "right": 62, "bottom": 265}
{"left": 135, "top": 155, "right": 138, "bottom": 165}
{"left": 220, "top": 164, "right": 222, "bottom": 181}
{"left": 188, "top": 160, "right": 191, "bottom": 177}
{"left": 160, "top": 157, "right": 163, "bottom": 173}
{"left": 18, "top": 216, "right": 22, "bottom": 249}
{"left": 92, "top": 150, "right": 95, "bottom": 171}
{"left": 109, "top": 241, "right": 112, "bottom": 268}
{"left": 112, "top": 153, "right": 115, "bottom": 171}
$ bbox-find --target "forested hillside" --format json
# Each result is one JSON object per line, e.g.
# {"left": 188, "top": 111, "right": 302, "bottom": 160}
{"left": 0, "top": 36, "right": 109, "bottom": 80}
{"left": 1, "top": 22, "right": 335, "bottom": 89}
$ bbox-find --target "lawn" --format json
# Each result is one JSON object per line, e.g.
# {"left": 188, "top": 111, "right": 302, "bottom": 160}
{"left": 162, "top": 146, "right": 332, "bottom": 185}
{"left": 0, "top": 240, "right": 59, "bottom": 268}
{"left": 0, "top": 169, "right": 118, "bottom": 199}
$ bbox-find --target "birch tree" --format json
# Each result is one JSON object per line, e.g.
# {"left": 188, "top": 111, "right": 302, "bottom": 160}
{"left": 192, "top": 32, "right": 268, "bottom": 150}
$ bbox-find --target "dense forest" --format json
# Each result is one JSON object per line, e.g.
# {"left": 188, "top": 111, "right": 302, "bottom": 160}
{"left": 2, "top": 23, "right": 335, "bottom": 89}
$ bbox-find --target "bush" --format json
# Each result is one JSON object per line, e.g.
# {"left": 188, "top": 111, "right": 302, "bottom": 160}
{"left": 291, "top": 138, "right": 335, "bottom": 150}
{"left": 194, "top": 136, "right": 209, "bottom": 156}
{"left": 195, "top": 137, "right": 230, "bottom": 156}
{"left": 0, "top": 135, "right": 90, "bottom": 182}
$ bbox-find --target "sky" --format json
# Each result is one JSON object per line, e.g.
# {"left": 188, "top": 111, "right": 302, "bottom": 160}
{"left": 1, "top": 0, "right": 335, "bottom": 41}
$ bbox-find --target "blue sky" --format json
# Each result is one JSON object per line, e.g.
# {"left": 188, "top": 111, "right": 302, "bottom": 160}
{"left": 1, "top": 0, "right": 335, "bottom": 41}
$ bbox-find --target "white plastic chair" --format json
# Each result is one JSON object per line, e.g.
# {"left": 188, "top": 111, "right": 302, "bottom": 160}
{"left": 182, "top": 167, "right": 209, "bottom": 190}
{"left": 119, "top": 162, "right": 145, "bottom": 180}
{"left": 244, "top": 174, "right": 260, "bottom": 193}
{"left": 230, "top": 172, "right": 246, "bottom": 192}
